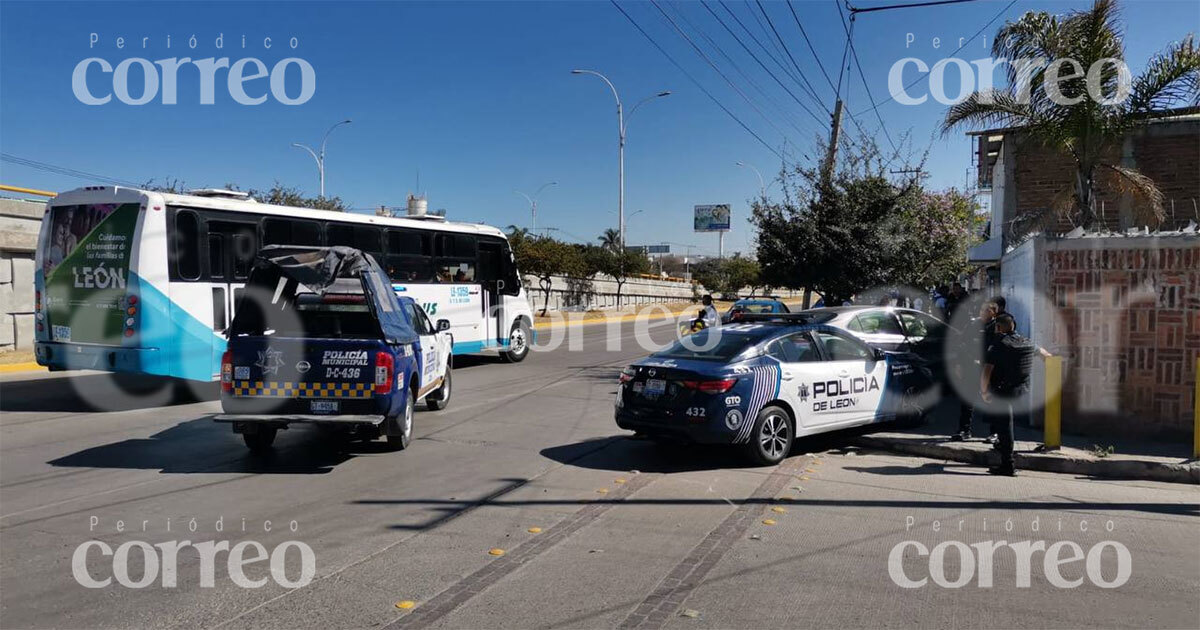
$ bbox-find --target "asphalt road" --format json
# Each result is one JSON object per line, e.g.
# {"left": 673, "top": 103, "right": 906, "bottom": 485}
{"left": 1, "top": 319, "right": 1197, "bottom": 629}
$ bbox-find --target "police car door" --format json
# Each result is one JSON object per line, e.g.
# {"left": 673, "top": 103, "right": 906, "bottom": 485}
{"left": 810, "top": 330, "right": 888, "bottom": 425}
{"left": 764, "top": 332, "right": 831, "bottom": 431}
{"left": 405, "top": 301, "right": 439, "bottom": 395}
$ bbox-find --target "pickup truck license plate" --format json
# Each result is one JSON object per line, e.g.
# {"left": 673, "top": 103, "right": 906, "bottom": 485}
{"left": 310, "top": 400, "right": 339, "bottom": 414}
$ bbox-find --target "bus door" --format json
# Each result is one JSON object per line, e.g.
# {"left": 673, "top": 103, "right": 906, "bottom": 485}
{"left": 478, "top": 241, "right": 505, "bottom": 344}
{"left": 204, "top": 219, "right": 258, "bottom": 372}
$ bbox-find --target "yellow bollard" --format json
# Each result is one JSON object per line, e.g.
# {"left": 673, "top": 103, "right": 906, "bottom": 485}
{"left": 1193, "top": 357, "right": 1199, "bottom": 459}
{"left": 1043, "top": 356, "right": 1062, "bottom": 450}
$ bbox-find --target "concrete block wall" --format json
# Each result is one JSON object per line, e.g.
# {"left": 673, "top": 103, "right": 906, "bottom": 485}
{"left": 1003, "top": 234, "right": 1200, "bottom": 440}
{"left": 0, "top": 197, "right": 48, "bottom": 352}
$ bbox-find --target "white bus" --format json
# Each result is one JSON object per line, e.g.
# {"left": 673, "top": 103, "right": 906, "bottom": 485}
{"left": 33, "top": 186, "right": 533, "bottom": 381}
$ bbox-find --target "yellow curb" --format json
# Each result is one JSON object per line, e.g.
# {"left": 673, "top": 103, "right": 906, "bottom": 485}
{"left": 0, "top": 362, "right": 45, "bottom": 374}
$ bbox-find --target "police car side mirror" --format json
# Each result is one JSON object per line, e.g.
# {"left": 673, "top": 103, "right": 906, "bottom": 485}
{"left": 873, "top": 348, "right": 886, "bottom": 361}
{"left": 436, "top": 319, "right": 451, "bottom": 332}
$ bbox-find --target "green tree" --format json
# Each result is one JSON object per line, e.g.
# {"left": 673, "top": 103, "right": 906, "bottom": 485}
{"left": 245, "top": 182, "right": 349, "bottom": 212}
{"left": 889, "top": 189, "right": 982, "bottom": 289}
{"left": 941, "top": 0, "right": 1199, "bottom": 230}
{"left": 510, "top": 234, "right": 586, "bottom": 315}
{"left": 692, "top": 255, "right": 761, "bottom": 296}
{"left": 583, "top": 245, "right": 651, "bottom": 307}
{"left": 597, "top": 228, "right": 621, "bottom": 251}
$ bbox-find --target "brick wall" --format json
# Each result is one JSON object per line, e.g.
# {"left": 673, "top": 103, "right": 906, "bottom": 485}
{"left": 1003, "top": 119, "right": 1200, "bottom": 237}
{"left": 1036, "top": 238, "right": 1199, "bottom": 439}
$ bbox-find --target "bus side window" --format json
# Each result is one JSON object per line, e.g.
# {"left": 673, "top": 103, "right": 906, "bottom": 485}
{"left": 232, "top": 231, "right": 256, "bottom": 280}
{"left": 436, "top": 234, "right": 476, "bottom": 283}
{"left": 174, "top": 210, "right": 201, "bottom": 280}
{"left": 386, "top": 229, "right": 432, "bottom": 282}
{"left": 263, "top": 218, "right": 321, "bottom": 246}
{"left": 207, "top": 234, "right": 225, "bottom": 279}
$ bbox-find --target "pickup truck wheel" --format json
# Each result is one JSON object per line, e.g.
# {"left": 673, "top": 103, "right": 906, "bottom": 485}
{"left": 426, "top": 366, "right": 452, "bottom": 410}
{"left": 501, "top": 320, "right": 531, "bottom": 363}
{"left": 386, "top": 393, "right": 414, "bottom": 450}
{"left": 243, "top": 427, "right": 277, "bottom": 453}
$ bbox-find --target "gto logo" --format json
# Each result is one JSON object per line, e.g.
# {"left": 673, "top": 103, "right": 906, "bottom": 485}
{"left": 888, "top": 540, "right": 1131, "bottom": 589}
{"left": 72, "top": 539, "right": 315, "bottom": 589}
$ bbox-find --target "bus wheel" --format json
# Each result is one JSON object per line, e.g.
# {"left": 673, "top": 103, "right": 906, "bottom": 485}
{"left": 501, "top": 320, "right": 531, "bottom": 363}
{"left": 386, "top": 393, "right": 414, "bottom": 450}
{"left": 426, "top": 364, "right": 452, "bottom": 410}
{"left": 243, "top": 427, "right": 277, "bottom": 453}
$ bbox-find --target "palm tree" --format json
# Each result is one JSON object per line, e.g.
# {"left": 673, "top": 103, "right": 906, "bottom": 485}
{"left": 941, "top": 0, "right": 1199, "bottom": 230}
{"left": 598, "top": 228, "right": 621, "bottom": 251}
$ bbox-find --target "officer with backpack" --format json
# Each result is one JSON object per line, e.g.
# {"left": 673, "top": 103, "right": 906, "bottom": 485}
{"left": 979, "top": 313, "right": 1035, "bottom": 476}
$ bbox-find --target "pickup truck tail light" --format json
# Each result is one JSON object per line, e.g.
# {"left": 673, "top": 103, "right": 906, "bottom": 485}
{"left": 681, "top": 378, "right": 738, "bottom": 394}
{"left": 221, "top": 350, "right": 233, "bottom": 392}
{"left": 374, "top": 352, "right": 394, "bottom": 395}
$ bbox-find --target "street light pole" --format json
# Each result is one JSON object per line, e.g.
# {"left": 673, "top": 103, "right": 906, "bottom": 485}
{"left": 736, "top": 161, "right": 766, "bottom": 198}
{"left": 292, "top": 119, "right": 352, "bottom": 198}
{"left": 572, "top": 70, "right": 670, "bottom": 249}
{"left": 514, "top": 181, "right": 557, "bottom": 232}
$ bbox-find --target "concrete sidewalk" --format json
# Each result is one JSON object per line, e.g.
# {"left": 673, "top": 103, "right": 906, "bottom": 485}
{"left": 853, "top": 400, "right": 1199, "bottom": 485}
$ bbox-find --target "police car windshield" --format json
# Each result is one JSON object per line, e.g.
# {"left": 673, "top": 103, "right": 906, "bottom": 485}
{"left": 652, "top": 331, "right": 758, "bottom": 362}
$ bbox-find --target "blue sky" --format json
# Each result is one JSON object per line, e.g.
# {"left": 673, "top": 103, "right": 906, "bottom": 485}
{"left": 2, "top": 0, "right": 1195, "bottom": 256}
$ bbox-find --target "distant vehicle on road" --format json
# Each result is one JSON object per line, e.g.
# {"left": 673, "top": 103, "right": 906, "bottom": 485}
{"left": 615, "top": 314, "right": 932, "bottom": 465}
{"left": 796, "top": 306, "right": 951, "bottom": 382}
{"left": 214, "top": 246, "right": 452, "bottom": 452}
{"left": 722, "top": 298, "right": 790, "bottom": 324}
{"left": 33, "top": 186, "right": 531, "bottom": 383}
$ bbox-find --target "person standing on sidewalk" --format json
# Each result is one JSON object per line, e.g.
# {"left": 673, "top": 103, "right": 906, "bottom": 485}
{"left": 951, "top": 298, "right": 999, "bottom": 442}
{"left": 979, "top": 314, "right": 1035, "bottom": 477}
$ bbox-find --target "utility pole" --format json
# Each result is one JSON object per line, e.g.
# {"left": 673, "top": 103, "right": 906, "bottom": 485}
{"left": 292, "top": 119, "right": 352, "bottom": 198}
{"left": 821, "top": 99, "right": 844, "bottom": 187}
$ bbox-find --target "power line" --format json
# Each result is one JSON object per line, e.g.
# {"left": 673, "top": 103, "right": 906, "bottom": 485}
{"left": 609, "top": 0, "right": 787, "bottom": 162}
{"left": 713, "top": 0, "right": 830, "bottom": 126}
{"left": 651, "top": 0, "right": 800, "bottom": 148}
{"left": 851, "top": 0, "right": 1018, "bottom": 117}
{"left": 785, "top": 0, "right": 838, "bottom": 94}
{"left": 837, "top": 2, "right": 900, "bottom": 156}
{"left": 663, "top": 1, "right": 816, "bottom": 140}
{"left": 693, "top": 0, "right": 829, "bottom": 133}
{"left": 849, "top": 0, "right": 982, "bottom": 14}
{"left": 1, "top": 153, "right": 142, "bottom": 188}
{"left": 753, "top": 0, "right": 831, "bottom": 115}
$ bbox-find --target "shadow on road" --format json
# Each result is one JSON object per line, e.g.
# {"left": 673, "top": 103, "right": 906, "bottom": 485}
{"left": 0, "top": 373, "right": 219, "bottom": 413}
{"left": 844, "top": 462, "right": 982, "bottom": 477}
{"left": 44, "top": 417, "right": 395, "bottom": 474}
{"left": 541, "top": 436, "right": 755, "bottom": 474}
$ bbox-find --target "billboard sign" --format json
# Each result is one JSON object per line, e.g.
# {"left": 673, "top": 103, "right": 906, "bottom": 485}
{"left": 628, "top": 244, "right": 670, "bottom": 254}
{"left": 694, "top": 204, "right": 730, "bottom": 232}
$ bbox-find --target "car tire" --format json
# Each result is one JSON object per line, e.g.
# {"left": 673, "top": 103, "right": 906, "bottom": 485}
{"left": 426, "top": 363, "right": 452, "bottom": 410}
{"left": 243, "top": 427, "right": 277, "bottom": 453}
{"left": 501, "top": 320, "right": 531, "bottom": 363}
{"left": 386, "top": 393, "right": 414, "bottom": 451}
{"left": 743, "top": 405, "right": 793, "bottom": 466}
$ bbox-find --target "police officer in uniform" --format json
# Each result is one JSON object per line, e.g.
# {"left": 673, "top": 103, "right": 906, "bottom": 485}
{"left": 979, "top": 313, "right": 1034, "bottom": 476}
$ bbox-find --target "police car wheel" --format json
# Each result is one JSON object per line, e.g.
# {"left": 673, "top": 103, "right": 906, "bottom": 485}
{"left": 243, "top": 427, "right": 277, "bottom": 453}
{"left": 386, "top": 394, "right": 414, "bottom": 450}
{"left": 745, "top": 406, "right": 793, "bottom": 466}
{"left": 426, "top": 367, "right": 452, "bottom": 410}
{"left": 501, "top": 321, "right": 531, "bottom": 363}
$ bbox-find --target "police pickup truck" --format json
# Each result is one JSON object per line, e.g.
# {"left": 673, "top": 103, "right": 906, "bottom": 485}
{"left": 215, "top": 246, "right": 452, "bottom": 452}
